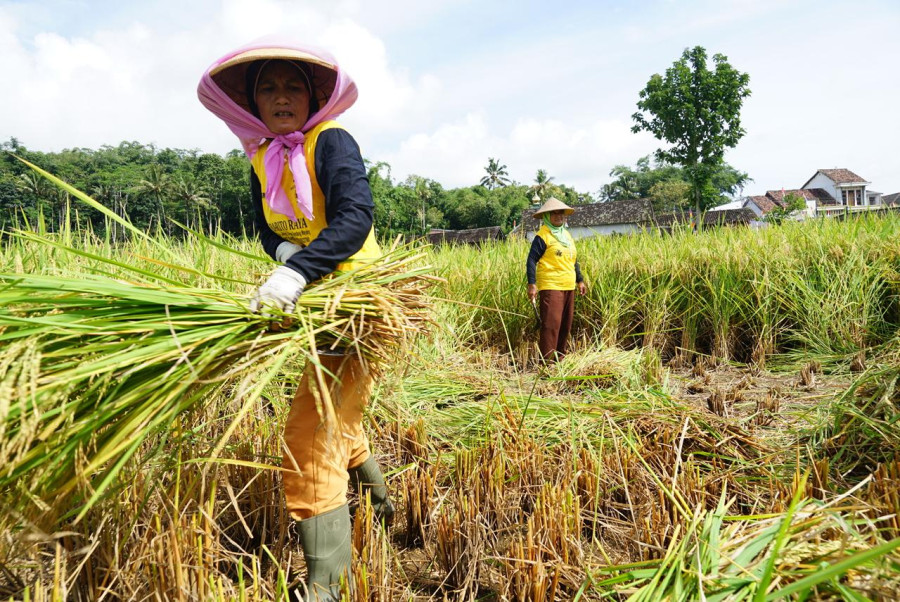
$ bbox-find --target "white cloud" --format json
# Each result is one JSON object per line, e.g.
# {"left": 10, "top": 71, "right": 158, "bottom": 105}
{"left": 0, "top": 1, "right": 443, "bottom": 157}
{"left": 318, "top": 20, "right": 444, "bottom": 140}
{"left": 382, "top": 112, "right": 491, "bottom": 187}
{"left": 0, "top": 7, "right": 211, "bottom": 151}
{"left": 383, "top": 112, "right": 656, "bottom": 193}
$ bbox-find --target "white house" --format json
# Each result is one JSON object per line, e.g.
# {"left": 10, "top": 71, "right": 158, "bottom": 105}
{"left": 801, "top": 169, "right": 878, "bottom": 216}
{"left": 716, "top": 168, "right": 885, "bottom": 220}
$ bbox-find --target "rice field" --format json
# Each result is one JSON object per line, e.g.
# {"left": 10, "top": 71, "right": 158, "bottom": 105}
{"left": 2, "top": 178, "right": 900, "bottom": 600}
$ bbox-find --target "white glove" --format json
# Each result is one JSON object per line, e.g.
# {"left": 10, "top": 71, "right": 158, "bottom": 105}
{"left": 275, "top": 241, "right": 304, "bottom": 263}
{"left": 250, "top": 266, "right": 307, "bottom": 315}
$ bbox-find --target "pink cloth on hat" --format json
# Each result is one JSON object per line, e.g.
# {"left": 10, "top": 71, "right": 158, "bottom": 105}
{"left": 197, "top": 37, "right": 358, "bottom": 221}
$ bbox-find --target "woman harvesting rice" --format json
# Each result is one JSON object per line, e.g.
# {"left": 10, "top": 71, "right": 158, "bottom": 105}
{"left": 526, "top": 197, "right": 588, "bottom": 363}
{"left": 198, "top": 38, "right": 393, "bottom": 601}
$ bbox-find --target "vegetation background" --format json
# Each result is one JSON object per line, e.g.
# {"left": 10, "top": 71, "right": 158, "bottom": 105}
{"left": 0, "top": 137, "right": 753, "bottom": 242}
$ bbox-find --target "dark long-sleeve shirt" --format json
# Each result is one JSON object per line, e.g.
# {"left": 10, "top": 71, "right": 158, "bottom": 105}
{"left": 526, "top": 235, "right": 583, "bottom": 285}
{"left": 251, "top": 128, "right": 374, "bottom": 283}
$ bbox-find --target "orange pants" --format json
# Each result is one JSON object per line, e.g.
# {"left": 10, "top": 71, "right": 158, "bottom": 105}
{"left": 282, "top": 353, "right": 373, "bottom": 520}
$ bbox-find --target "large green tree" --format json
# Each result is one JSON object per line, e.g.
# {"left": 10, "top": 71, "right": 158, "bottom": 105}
{"left": 135, "top": 164, "right": 172, "bottom": 232}
{"left": 172, "top": 176, "right": 211, "bottom": 230}
{"left": 438, "top": 184, "right": 530, "bottom": 233}
{"left": 631, "top": 46, "right": 751, "bottom": 222}
{"left": 599, "top": 155, "right": 682, "bottom": 203}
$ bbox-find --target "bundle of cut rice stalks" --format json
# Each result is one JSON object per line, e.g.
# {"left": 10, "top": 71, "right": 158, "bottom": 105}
{"left": 0, "top": 159, "right": 437, "bottom": 521}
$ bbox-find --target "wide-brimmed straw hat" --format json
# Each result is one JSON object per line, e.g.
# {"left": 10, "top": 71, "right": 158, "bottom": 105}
{"left": 209, "top": 46, "right": 339, "bottom": 116}
{"left": 532, "top": 197, "right": 575, "bottom": 218}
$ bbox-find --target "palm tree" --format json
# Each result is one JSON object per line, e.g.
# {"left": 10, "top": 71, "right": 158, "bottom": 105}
{"left": 529, "top": 169, "right": 555, "bottom": 203}
{"left": 599, "top": 177, "right": 641, "bottom": 203}
{"left": 17, "top": 172, "right": 56, "bottom": 228}
{"left": 411, "top": 176, "right": 434, "bottom": 234}
{"left": 136, "top": 165, "right": 171, "bottom": 232}
{"left": 95, "top": 185, "right": 129, "bottom": 241}
{"left": 480, "top": 157, "right": 510, "bottom": 190}
{"left": 17, "top": 172, "right": 52, "bottom": 199}
{"left": 92, "top": 184, "right": 118, "bottom": 240}
{"left": 172, "top": 177, "right": 212, "bottom": 231}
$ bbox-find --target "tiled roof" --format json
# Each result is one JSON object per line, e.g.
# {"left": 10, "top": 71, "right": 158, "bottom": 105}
{"left": 524, "top": 198, "right": 654, "bottom": 228}
{"left": 748, "top": 195, "right": 778, "bottom": 214}
{"left": 569, "top": 198, "right": 655, "bottom": 227}
{"left": 427, "top": 226, "right": 504, "bottom": 246}
{"left": 651, "top": 212, "right": 688, "bottom": 228}
{"left": 818, "top": 168, "right": 869, "bottom": 184}
{"left": 766, "top": 188, "right": 835, "bottom": 205}
{"left": 883, "top": 192, "right": 900, "bottom": 206}
{"left": 705, "top": 208, "right": 758, "bottom": 225}
{"left": 802, "top": 169, "right": 870, "bottom": 188}
{"left": 804, "top": 188, "right": 837, "bottom": 203}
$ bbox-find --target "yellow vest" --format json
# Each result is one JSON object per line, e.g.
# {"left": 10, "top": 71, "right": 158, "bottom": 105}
{"left": 535, "top": 224, "right": 577, "bottom": 291}
{"left": 251, "top": 121, "right": 381, "bottom": 273}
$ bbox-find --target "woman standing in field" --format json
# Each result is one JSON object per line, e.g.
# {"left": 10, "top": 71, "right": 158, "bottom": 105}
{"left": 526, "top": 197, "right": 587, "bottom": 363}
{"left": 198, "top": 39, "right": 393, "bottom": 601}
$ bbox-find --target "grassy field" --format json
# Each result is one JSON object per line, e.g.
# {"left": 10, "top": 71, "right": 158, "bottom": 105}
{"left": 2, "top": 199, "right": 900, "bottom": 600}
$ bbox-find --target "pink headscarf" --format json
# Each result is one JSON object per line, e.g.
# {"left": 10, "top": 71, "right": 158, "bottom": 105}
{"left": 197, "top": 37, "right": 358, "bottom": 221}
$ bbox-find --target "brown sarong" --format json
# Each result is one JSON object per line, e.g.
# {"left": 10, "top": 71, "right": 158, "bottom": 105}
{"left": 538, "top": 289, "right": 575, "bottom": 362}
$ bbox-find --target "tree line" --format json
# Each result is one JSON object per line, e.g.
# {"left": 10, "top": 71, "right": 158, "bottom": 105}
{"left": 0, "top": 138, "right": 596, "bottom": 239}
{"left": 1, "top": 137, "right": 748, "bottom": 240}
{"left": 1, "top": 138, "right": 252, "bottom": 238}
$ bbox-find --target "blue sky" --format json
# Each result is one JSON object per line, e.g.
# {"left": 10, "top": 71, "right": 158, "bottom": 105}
{"left": 2, "top": 0, "right": 898, "bottom": 197}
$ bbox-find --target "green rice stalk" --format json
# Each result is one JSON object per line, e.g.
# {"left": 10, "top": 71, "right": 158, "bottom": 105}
{"left": 0, "top": 163, "right": 437, "bottom": 521}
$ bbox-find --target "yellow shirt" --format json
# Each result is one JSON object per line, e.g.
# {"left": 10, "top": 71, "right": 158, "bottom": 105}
{"left": 250, "top": 121, "right": 381, "bottom": 273}
{"left": 535, "top": 224, "right": 577, "bottom": 291}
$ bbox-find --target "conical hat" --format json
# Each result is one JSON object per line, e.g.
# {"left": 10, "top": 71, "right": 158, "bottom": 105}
{"left": 532, "top": 197, "right": 574, "bottom": 218}
{"left": 208, "top": 46, "right": 339, "bottom": 117}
